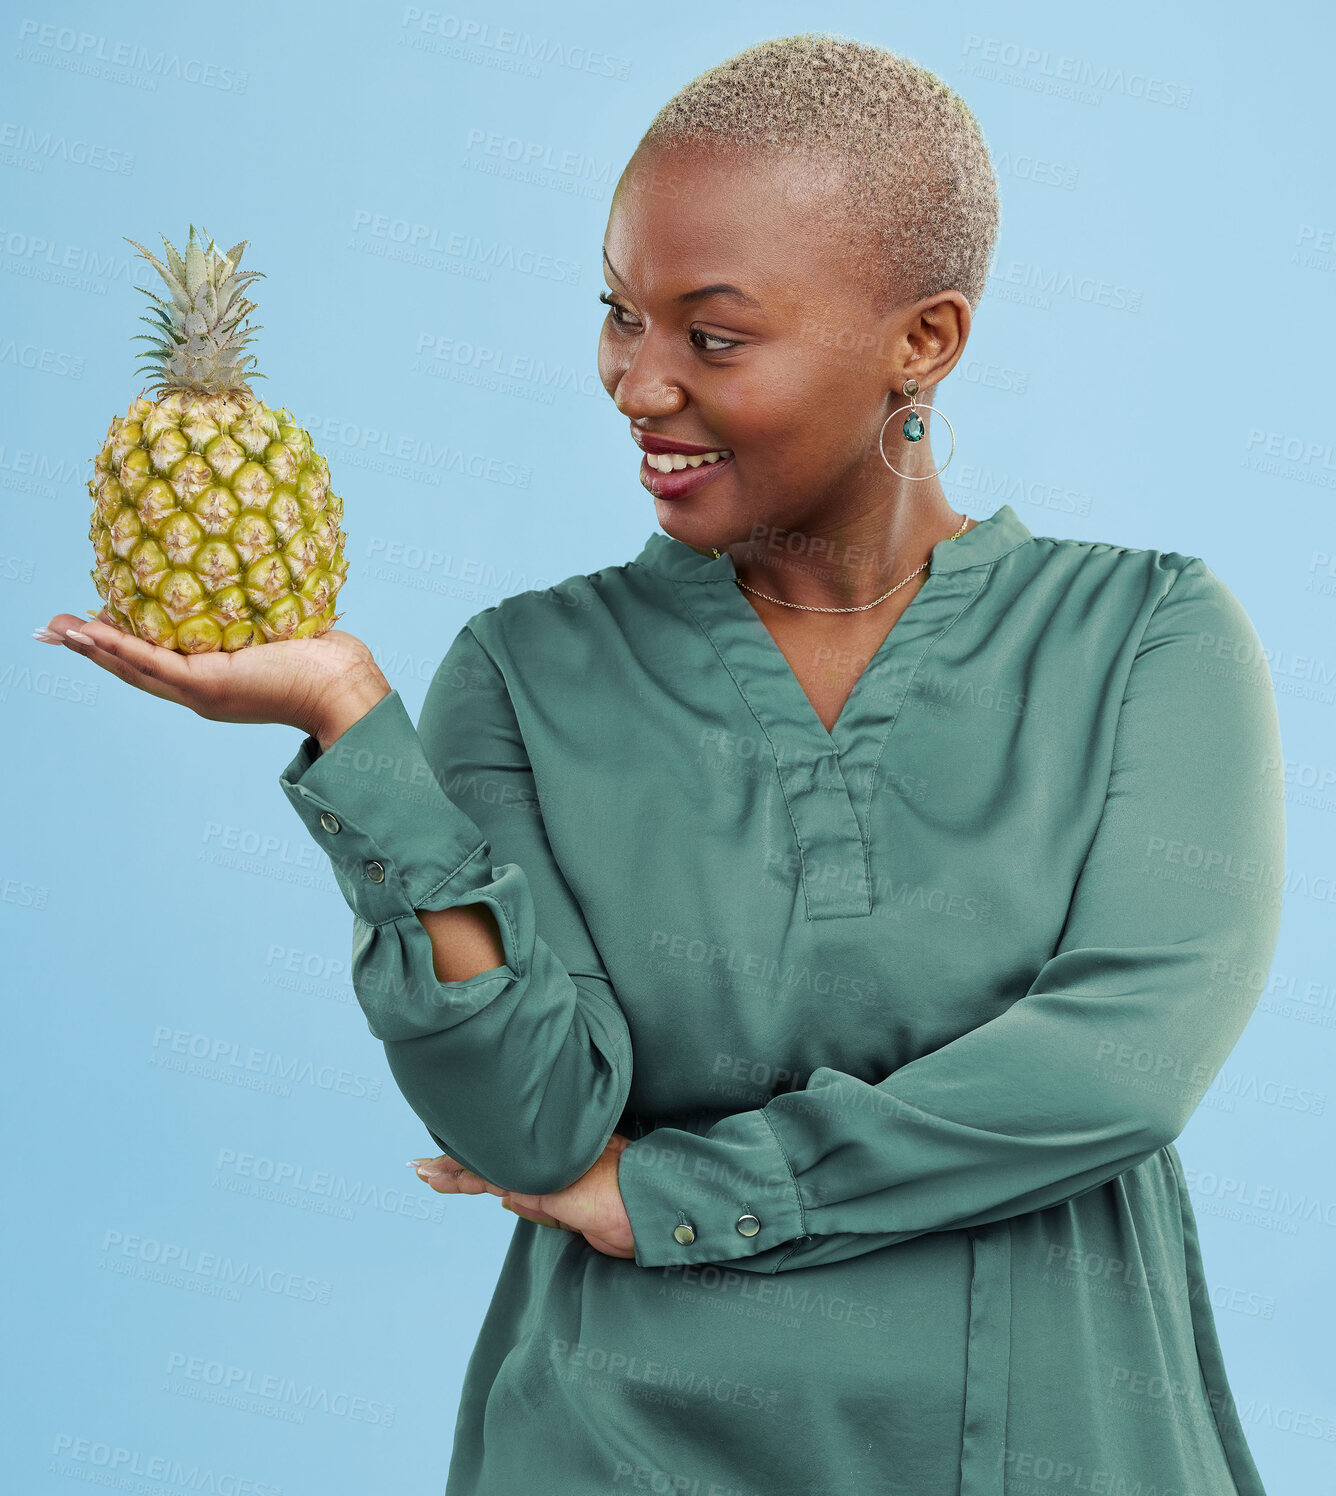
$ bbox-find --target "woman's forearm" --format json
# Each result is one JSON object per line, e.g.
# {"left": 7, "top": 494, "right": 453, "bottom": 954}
{"left": 280, "top": 634, "right": 634, "bottom": 1195}
{"left": 316, "top": 685, "right": 509, "bottom": 981}
{"left": 318, "top": 685, "right": 511, "bottom": 975}
{"left": 414, "top": 902, "right": 507, "bottom": 982}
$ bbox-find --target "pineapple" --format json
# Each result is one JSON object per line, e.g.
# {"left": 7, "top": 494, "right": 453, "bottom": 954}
{"left": 88, "top": 226, "right": 348, "bottom": 652}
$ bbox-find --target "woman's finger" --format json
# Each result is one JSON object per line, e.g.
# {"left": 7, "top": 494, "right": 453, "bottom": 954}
{"left": 51, "top": 614, "right": 199, "bottom": 703}
{"left": 410, "top": 1159, "right": 580, "bottom": 1232}
{"left": 35, "top": 607, "right": 112, "bottom": 646}
{"left": 61, "top": 634, "right": 187, "bottom": 706}
{"left": 501, "top": 1198, "right": 569, "bottom": 1229}
{"left": 413, "top": 1155, "right": 506, "bottom": 1198}
{"left": 454, "top": 1171, "right": 505, "bottom": 1198}
{"left": 413, "top": 1153, "right": 467, "bottom": 1185}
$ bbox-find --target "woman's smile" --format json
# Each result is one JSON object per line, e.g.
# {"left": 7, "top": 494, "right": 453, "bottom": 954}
{"left": 637, "top": 448, "right": 736, "bottom": 502}
{"left": 632, "top": 428, "right": 736, "bottom": 499}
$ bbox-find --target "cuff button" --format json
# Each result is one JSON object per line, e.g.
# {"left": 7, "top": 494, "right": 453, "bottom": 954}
{"left": 365, "top": 861, "right": 386, "bottom": 883}
{"left": 672, "top": 1222, "right": 696, "bottom": 1245}
{"left": 736, "top": 1214, "right": 761, "bottom": 1237}
{"left": 319, "top": 812, "right": 341, "bottom": 834}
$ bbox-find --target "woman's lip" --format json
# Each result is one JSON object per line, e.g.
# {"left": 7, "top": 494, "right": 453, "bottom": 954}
{"left": 633, "top": 431, "right": 729, "bottom": 455}
{"left": 640, "top": 451, "right": 735, "bottom": 500}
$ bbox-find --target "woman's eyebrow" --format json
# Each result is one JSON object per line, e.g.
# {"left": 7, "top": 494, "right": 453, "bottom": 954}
{"left": 602, "top": 247, "right": 762, "bottom": 309}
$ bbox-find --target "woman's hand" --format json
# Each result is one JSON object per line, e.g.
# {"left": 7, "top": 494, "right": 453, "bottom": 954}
{"left": 37, "top": 608, "right": 390, "bottom": 746}
{"left": 413, "top": 1133, "right": 637, "bottom": 1259}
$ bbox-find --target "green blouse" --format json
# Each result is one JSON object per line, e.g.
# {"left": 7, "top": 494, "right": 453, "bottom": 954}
{"left": 278, "top": 502, "right": 1284, "bottom": 1496}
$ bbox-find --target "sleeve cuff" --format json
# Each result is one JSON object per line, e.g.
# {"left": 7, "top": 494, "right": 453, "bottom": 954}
{"left": 616, "top": 1109, "right": 809, "bottom": 1269}
{"left": 278, "top": 689, "right": 490, "bottom": 926}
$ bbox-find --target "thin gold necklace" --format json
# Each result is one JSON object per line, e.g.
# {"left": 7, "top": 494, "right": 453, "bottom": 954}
{"left": 713, "top": 514, "right": 972, "bottom": 614}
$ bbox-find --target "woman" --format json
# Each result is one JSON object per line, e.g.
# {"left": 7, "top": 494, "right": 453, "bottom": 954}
{"left": 43, "top": 34, "right": 1283, "bottom": 1496}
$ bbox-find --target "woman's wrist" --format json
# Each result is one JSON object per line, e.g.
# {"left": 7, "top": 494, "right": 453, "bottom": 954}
{"left": 312, "top": 674, "right": 393, "bottom": 753}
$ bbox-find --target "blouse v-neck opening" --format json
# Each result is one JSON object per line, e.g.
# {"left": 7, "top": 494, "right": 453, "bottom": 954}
{"left": 631, "top": 506, "right": 1034, "bottom": 920}
{"left": 733, "top": 569, "right": 936, "bottom": 753}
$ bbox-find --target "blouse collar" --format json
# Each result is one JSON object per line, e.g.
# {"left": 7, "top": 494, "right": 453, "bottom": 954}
{"left": 630, "top": 502, "right": 1035, "bottom": 582}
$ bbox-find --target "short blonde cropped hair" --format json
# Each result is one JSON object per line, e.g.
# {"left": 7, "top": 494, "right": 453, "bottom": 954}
{"left": 636, "top": 32, "right": 1000, "bottom": 314}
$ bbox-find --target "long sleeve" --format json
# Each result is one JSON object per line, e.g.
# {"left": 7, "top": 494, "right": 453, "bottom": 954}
{"left": 277, "top": 621, "right": 631, "bottom": 1197}
{"left": 616, "top": 556, "right": 1287, "bottom": 1271}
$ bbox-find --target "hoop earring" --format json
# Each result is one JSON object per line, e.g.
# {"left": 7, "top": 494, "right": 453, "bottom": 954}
{"left": 878, "top": 378, "right": 955, "bottom": 481}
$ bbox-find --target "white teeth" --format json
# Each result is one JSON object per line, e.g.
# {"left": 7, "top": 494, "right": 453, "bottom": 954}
{"left": 643, "top": 449, "right": 732, "bottom": 472}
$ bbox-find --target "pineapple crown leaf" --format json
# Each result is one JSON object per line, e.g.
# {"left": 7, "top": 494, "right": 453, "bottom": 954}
{"left": 184, "top": 227, "right": 206, "bottom": 297}
{"left": 214, "top": 282, "right": 263, "bottom": 325}
{"left": 216, "top": 308, "right": 261, "bottom": 338}
{"left": 124, "top": 227, "right": 269, "bottom": 396}
{"left": 161, "top": 234, "right": 187, "bottom": 286}
{"left": 131, "top": 289, "right": 181, "bottom": 322}
{"left": 133, "top": 315, "right": 185, "bottom": 352}
{"left": 126, "top": 239, "right": 191, "bottom": 315}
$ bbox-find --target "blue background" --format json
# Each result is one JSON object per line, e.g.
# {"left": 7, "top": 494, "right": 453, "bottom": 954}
{"left": 4, "top": 1, "right": 1333, "bottom": 1490}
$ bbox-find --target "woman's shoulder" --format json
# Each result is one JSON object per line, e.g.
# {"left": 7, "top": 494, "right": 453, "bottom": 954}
{"left": 1017, "top": 524, "right": 1263, "bottom": 659}
{"left": 453, "top": 547, "right": 650, "bottom": 674}
{"left": 1021, "top": 516, "right": 1244, "bottom": 603}
{"left": 1022, "top": 521, "right": 1200, "bottom": 582}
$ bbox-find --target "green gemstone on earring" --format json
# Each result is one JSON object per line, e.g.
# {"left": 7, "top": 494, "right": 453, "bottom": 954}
{"left": 903, "top": 413, "right": 925, "bottom": 442}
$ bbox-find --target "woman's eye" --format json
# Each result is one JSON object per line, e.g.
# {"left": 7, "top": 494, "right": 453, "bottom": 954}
{"left": 690, "top": 329, "right": 738, "bottom": 352}
{"left": 598, "top": 292, "right": 738, "bottom": 352}
{"left": 598, "top": 291, "right": 637, "bottom": 325}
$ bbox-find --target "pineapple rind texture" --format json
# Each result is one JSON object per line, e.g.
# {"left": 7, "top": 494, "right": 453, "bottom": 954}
{"left": 88, "top": 390, "right": 349, "bottom": 653}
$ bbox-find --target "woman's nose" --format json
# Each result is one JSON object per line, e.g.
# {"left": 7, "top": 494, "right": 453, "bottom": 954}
{"left": 609, "top": 350, "right": 686, "bottom": 420}
{"left": 604, "top": 324, "right": 688, "bottom": 418}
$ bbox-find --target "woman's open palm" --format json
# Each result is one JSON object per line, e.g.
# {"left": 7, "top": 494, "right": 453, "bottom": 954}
{"left": 38, "top": 608, "right": 387, "bottom": 739}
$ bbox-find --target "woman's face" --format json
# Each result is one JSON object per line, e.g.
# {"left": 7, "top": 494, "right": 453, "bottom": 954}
{"left": 598, "top": 139, "right": 967, "bottom": 553}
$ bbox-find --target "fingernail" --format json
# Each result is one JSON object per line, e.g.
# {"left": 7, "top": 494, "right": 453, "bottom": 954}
{"left": 33, "top": 628, "right": 62, "bottom": 643}
{"left": 65, "top": 628, "right": 92, "bottom": 644}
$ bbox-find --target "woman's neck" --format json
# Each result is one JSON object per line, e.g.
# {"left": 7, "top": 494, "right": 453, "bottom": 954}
{"left": 721, "top": 498, "right": 973, "bottom": 611}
